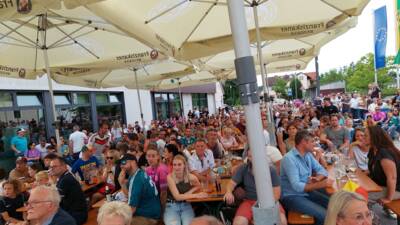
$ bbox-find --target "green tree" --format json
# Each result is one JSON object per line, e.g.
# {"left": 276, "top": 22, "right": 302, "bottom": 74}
{"left": 272, "top": 77, "right": 289, "bottom": 99}
{"left": 345, "top": 53, "right": 394, "bottom": 93}
{"left": 320, "top": 69, "right": 345, "bottom": 85}
{"left": 290, "top": 78, "right": 302, "bottom": 99}
{"left": 223, "top": 80, "right": 240, "bottom": 106}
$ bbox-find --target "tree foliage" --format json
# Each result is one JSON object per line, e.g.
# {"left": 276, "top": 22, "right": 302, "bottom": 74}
{"left": 290, "top": 78, "right": 303, "bottom": 99}
{"left": 319, "top": 53, "right": 396, "bottom": 95}
{"left": 223, "top": 80, "right": 240, "bottom": 106}
{"left": 272, "top": 77, "right": 289, "bottom": 99}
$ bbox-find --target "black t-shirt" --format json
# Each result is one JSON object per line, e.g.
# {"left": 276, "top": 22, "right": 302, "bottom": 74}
{"left": 56, "top": 171, "right": 87, "bottom": 214}
{"left": 321, "top": 105, "right": 339, "bottom": 116}
{"left": 0, "top": 194, "right": 25, "bottom": 221}
{"left": 370, "top": 87, "right": 381, "bottom": 99}
{"left": 368, "top": 148, "right": 400, "bottom": 191}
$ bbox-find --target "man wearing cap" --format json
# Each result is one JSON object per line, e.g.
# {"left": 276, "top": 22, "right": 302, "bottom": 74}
{"left": 71, "top": 145, "right": 99, "bottom": 183}
{"left": 9, "top": 157, "right": 34, "bottom": 183}
{"left": 11, "top": 128, "right": 28, "bottom": 157}
{"left": 118, "top": 154, "right": 161, "bottom": 225}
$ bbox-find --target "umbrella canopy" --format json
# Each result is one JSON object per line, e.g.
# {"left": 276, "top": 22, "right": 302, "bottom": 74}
{"left": 48, "top": 16, "right": 356, "bottom": 90}
{"left": 88, "top": 0, "right": 369, "bottom": 60}
{"left": 0, "top": 6, "right": 167, "bottom": 79}
{"left": 0, "top": 0, "right": 106, "bottom": 21}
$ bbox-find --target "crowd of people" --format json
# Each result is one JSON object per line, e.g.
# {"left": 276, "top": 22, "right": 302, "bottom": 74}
{"left": 0, "top": 85, "right": 399, "bottom": 225}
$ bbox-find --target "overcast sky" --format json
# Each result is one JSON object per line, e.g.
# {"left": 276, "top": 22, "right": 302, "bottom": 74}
{"left": 258, "top": 0, "right": 397, "bottom": 84}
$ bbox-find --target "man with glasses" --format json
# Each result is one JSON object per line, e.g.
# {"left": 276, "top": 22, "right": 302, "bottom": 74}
{"left": 26, "top": 185, "right": 76, "bottom": 225}
{"left": 118, "top": 154, "right": 161, "bottom": 225}
{"left": 49, "top": 156, "right": 87, "bottom": 225}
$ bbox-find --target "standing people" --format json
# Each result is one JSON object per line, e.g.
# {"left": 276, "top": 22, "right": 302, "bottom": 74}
{"left": 49, "top": 156, "right": 88, "bottom": 225}
{"left": 11, "top": 128, "right": 28, "bottom": 157}
{"left": 69, "top": 125, "right": 87, "bottom": 160}
{"left": 111, "top": 121, "right": 123, "bottom": 144}
{"left": 89, "top": 122, "right": 111, "bottom": 165}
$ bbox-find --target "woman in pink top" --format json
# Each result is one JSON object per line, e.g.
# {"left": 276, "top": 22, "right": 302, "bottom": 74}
{"left": 146, "top": 146, "right": 169, "bottom": 208}
{"left": 372, "top": 106, "right": 386, "bottom": 124}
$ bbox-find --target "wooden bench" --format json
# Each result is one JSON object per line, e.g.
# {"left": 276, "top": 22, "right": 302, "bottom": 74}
{"left": 288, "top": 211, "right": 315, "bottom": 225}
{"left": 384, "top": 199, "right": 400, "bottom": 225}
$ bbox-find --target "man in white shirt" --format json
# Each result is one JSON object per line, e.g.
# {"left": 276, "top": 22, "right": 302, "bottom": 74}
{"left": 35, "top": 137, "right": 50, "bottom": 159}
{"left": 189, "top": 139, "right": 215, "bottom": 181}
{"left": 350, "top": 93, "right": 360, "bottom": 119}
{"left": 69, "top": 125, "right": 87, "bottom": 159}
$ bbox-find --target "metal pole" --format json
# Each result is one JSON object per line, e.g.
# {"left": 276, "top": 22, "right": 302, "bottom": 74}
{"left": 252, "top": 4, "right": 269, "bottom": 101}
{"left": 40, "top": 15, "right": 60, "bottom": 144}
{"left": 294, "top": 74, "right": 298, "bottom": 99}
{"left": 133, "top": 69, "right": 145, "bottom": 129}
{"left": 227, "top": 0, "right": 279, "bottom": 224}
{"left": 177, "top": 79, "right": 184, "bottom": 118}
{"left": 253, "top": 3, "right": 276, "bottom": 146}
{"left": 397, "top": 66, "right": 400, "bottom": 89}
{"left": 315, "top": 56, "right": 320, "bottom": 97}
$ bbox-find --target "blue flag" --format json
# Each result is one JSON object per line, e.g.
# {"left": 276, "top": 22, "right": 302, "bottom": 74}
{"left": 374, "top": 6, "right": 387, "bottom": 70}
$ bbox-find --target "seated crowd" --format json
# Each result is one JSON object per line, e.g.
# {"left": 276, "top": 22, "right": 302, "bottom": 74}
{"left": 0, "top": 90, "right": 400, "bottom": 225}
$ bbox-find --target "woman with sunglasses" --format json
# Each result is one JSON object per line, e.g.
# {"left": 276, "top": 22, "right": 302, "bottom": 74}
{"left": 91, "top": 150, "right": 120, "bottom": 205}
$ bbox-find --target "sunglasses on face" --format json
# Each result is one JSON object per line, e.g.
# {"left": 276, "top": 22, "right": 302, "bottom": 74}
{"left": 106, "top": 157, "right": 114, "bottom": 160}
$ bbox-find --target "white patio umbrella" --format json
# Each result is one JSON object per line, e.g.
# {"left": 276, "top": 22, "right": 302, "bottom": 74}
{"left": 0, "top": 6, "right": 166, "bottom": 141}
{"left": 87, "top": 0, "right": 369, "bottom": 60}
{"left": 0, "top": 0, "right": 106, "bottom": 21}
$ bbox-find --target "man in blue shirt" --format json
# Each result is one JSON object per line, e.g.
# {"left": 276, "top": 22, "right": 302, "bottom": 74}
{"left": 11, "top": 128, "right": 28, "bottom": 156}
{"left": 118, "top": 154, "right": 160, "bottom": 225}
{"left": 280, "top": 130, "right": 333, "bottom": 225}
{"left": 71, "top": 145, "right": 99, "bottom": 182}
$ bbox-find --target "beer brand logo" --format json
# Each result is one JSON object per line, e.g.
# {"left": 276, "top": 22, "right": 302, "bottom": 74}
{"left": 299, "top": 48, "right": 306, "bottom": 56}
{"left": 296, "top": 64, "right": 301, "bottom": 69}
{"left": 150, "top": 50, "right": 159, "bottom": 60}
{"left": 17, "top": 0, "right": 32, "bottom": 14}
{"left": 18, "top": 68, "right": 26, "bottom": 78}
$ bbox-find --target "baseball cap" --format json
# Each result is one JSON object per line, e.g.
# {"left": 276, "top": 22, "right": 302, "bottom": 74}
{"left": 16, "top": 156, "right": 27, "bottom": 164}
{"left": 16, "top": 128, "right": 26, "bottom": 133}
{"left": 120, "top": 154, "right": 137, "bottom": 165}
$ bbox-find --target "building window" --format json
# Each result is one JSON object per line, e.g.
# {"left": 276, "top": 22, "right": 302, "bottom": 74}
{"left": 54, "top": 94, "right": 71, "bottom": 105}
{"left": 96, "top": 93, "right": 109, "bottom": 104}
{"left": 97, "top": 105, "right": 123, "bottom": 125}
{"left": 56, "top": 106, "right": 92, "bottom": 139}
{"left": 72, "top": 93, "right": 89, "bottom": 105}
{"left": 169, "top": 93, "right": 181, "bottom": 117}
{"left": 109, "top": 94, "right": 120, "bottom": 103}
{"left": 192, "top": 93, "right": 208, "bottom": 110}
{"left": 16, "top": 94, "right": 42, "bottom": 107}
{"left": 0, "top": 93, "right": 13, "bottom": 107}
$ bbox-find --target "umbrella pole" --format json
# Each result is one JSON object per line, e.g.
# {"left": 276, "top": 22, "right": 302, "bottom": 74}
{"left": 227, "top": 0, "right": 280, "bottom": 224}
{"left": 133, "top": 69, "right": 145, "bottom": 130}
{"left": 253, "top": 5, "right": 277, "bottom": 146}
{"left": 40, "top": 15, "right": 60, "bottom": 145}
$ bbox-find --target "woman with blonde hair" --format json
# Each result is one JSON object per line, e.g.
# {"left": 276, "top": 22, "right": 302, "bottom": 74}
{"left": 164, "top": 155, "right": 207, "bottom": 225}
{"left": 34, "top": 171, "right": 49, "bottom": 186}
{"left": 220, "top": 127, "right": 239, "bottom": 150}
{"left": 324, "top": 191, "right": 372, "bottom": 225}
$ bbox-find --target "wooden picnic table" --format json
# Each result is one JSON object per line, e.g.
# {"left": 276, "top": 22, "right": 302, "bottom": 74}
{"left": 81, "top": 181, "right": 103, "bottom": 192}
{"left": 93, "top": 198, "right": 106, "bottom": 208}
{"left": 187, "top": 178, "right": 230, "bottom": 203}
{"left": 326, "top": 166, "right": 382, "bottom": 194}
